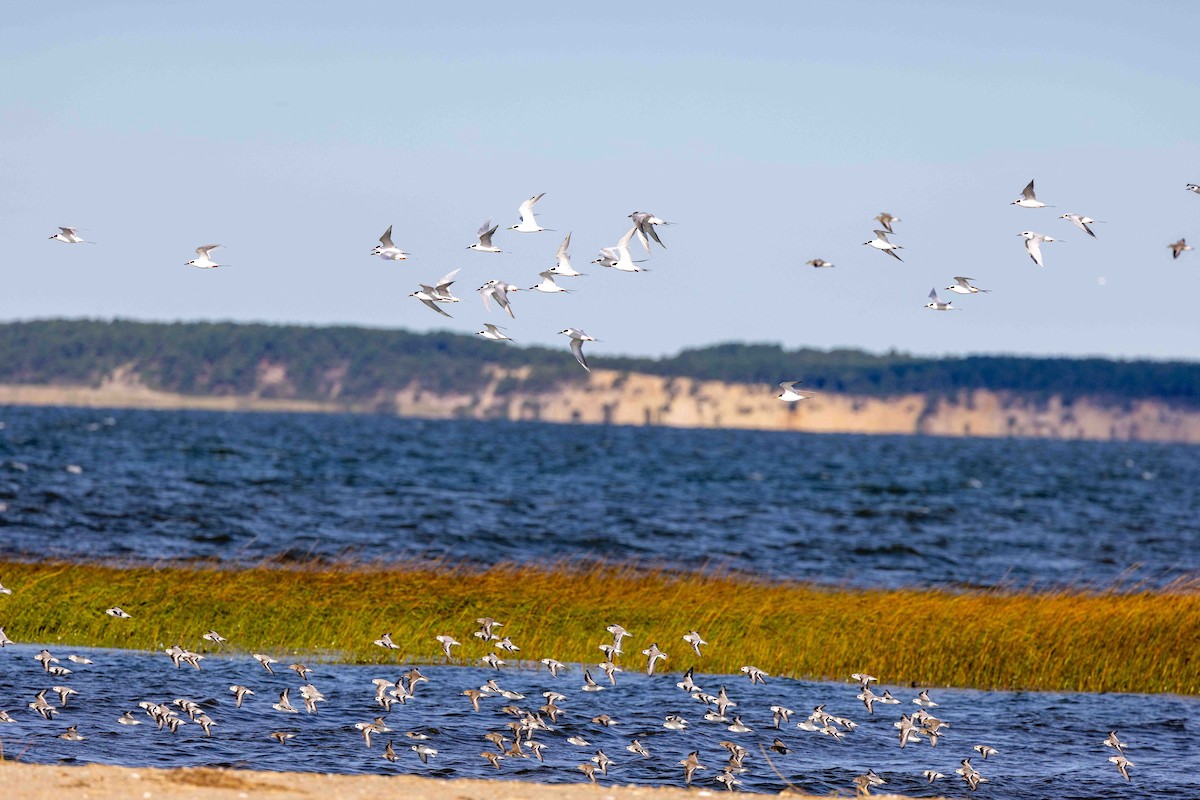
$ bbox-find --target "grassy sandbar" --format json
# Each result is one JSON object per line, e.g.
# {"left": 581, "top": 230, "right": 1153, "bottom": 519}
{"left": 0, "top": 560, "right": 1195, "bottom": 695}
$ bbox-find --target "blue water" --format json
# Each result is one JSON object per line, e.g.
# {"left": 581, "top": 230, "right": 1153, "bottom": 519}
{"left": 0, "top": 645, "right": 1194, "bottom": 798}
{"left": 0, "top": 406, "right": 1196, "bottom": 587}
{"left": 0, "top": 405, "right": 1197, "bottom": 797}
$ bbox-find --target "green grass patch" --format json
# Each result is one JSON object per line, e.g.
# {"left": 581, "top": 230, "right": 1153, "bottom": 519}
{"left": 0, "top": 559, "right": 1195, "bottom": 695}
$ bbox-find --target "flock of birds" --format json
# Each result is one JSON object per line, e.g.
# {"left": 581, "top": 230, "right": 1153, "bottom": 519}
{"left": 32, "top": 183, "right": 1191, "bottom": 795}
{"left": 0, "top": 601, "right": 1140, "bottom": 795}
{"left": 46, "top": 181, "right": 1200, "bottom": 404}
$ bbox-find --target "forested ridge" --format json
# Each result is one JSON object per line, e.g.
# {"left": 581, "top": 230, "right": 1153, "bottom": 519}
{"left": 0, "top": 319, "right": 1197, "bottom": 408}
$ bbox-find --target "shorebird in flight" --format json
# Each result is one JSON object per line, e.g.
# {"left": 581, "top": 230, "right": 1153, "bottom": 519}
{"left": 1103, "top": 730, "right": 1128, "bottom": 754}
{"left": 777, "top": 380, "right": 817, "bottom": 402}
{"left": 629, "top": 211, "right": 671, "bottom": 252}
{"left": 925, "top": 287, "right": 958, "bottom": 311}
{"left": 229, "top": 685, "right": 254, "bottom": 707}
{"left": 371, "top": 225, "right": 410, "bottom": 260}
{"left": 642, "top": 642, "right": 667, "bottom": 675}
{"left": 1060, "top": 213, "right": 1101, "bottom": 237}
{"left": 468, "top": 219, "right": 502, "bottom": 252}
{"left": 1108, "top": 755, "right": 1134, "bottom": 781}
{"left": 49, "top": 226, "right": 93, "bottom": 244}
{"left": 1019, "top": 231, "right": 1057, "bottom": 267}
{"left": 682, "top": 630, "right": 707, "bottom": 656}
{"left": 510, "top": 193, "right": 549, "bottom": 233}
{"left": 946, "top": 276, "right": 990, "bottom": 294}
{"left": 806, "top": 258, "right": 835, "bottom": 268}
{"left": 864, "top": 230, "right": 903, "bottom": 261}
{"left": 106, "top": 607, "right": 132, "bottom": 619}
{"left": 559, "top": 328, "right": 596, "bottom": 372}
{"left": 478, "top": 280, "right": 519, "bottom": 318}
{"left": 529, "top": 270, "right": 568, "bottom": 293}
{"left": 410, "top": 269, "right": 461, "bottom": 317}
{"left": 476, "top": 323, "right": 512, "bottom": 342}
{"left": 185, "top": 244, "right": 225, "bottom": 269}
{"left": 875, "top": 212, "right": 901, "bottom": 233}
{"left": 594, "top": 227, "right": 646, "bottom": 272}
{"left": 548, "top": 232, "right": 584, "bottom": 276}
{"left": 1169, "top": 238, "right": 1193, "bottom": 259}
{"left": 1012, "top": 179, "right": 1050, "bottom": 208}
{"left": 1186, "top": 184, "right": 1199, "bottom": 194}
{"left": 253, "top": 653, "right": 278, "bottom": 674}
{"left": 202, "top": 630, "right": 227, "bottom": 646}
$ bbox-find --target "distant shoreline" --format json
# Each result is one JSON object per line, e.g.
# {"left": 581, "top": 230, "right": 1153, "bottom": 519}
{"left": 1, "top": 377, "right": 1199, "bottom": 444}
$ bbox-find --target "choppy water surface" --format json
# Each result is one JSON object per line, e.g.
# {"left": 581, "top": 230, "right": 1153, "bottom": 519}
{"left": 0, "top": 406, "right": 1196, "bottom": 587}
{"left": 0, "top": 645, "right": 1194, "bottom": 799}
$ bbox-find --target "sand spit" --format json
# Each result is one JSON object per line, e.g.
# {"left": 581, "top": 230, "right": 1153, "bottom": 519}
{"left": 0, "top": 762, "right": 929, "bottom": 800}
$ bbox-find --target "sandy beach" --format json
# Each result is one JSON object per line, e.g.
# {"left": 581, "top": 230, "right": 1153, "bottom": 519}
{"left": 0, "top": 762, "right": 927, "bottom": 800}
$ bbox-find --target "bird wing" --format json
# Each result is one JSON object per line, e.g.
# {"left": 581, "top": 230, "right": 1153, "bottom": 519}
{"left": 419, "top": 297, "right": 453, "bottom": 318}
{"left": 435, "top": 268, "right": 460, "bottom": 292}
{"left": 196, "top": 244, "right": 222, "bottom": 257}
{"left": 475, "top": 220, "right": 497, "bottom": 247}
{"left": 928, "top": 287, "right": 940, "bottom": 302}
{"left": 557, "top": 232, "right": 571, "bottom": 258}
{"left": 1022, "top": 179, "right": 1036, "bottom": 199}
{"left": 379, "top": 226, "right": 394, "bottom": 247}
{"left": 1026, "top": 237, "right": 1043, "bottom": 266}
{"left": 953, "top": 276, "right": 974, "bottom": 286}
{"left": 517, "top": 193, "right": 544, "bottom": 225}
{"left": 570, "top": 337, "right": 590, "bottom": 371}
{"left": 872, "top": 230, "right": 891, "bottom": 242}
{"left": 617, "top": 226, "right": 637, "bottom": 250}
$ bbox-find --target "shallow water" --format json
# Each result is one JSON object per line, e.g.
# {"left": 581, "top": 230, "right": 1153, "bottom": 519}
{"left": 0, "top": 644, "right": 1194, "bottom": 798}
{"left": 0, "top": 406, "right": 1196, "bottom": 588}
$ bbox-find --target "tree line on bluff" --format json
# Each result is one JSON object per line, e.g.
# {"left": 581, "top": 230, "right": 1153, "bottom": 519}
{"left": 0, "top": 319, "right": 1196, "bottom": 408}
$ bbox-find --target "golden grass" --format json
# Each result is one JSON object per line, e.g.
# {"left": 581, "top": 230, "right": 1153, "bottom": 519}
{"left": 0, "top": 559, "right": 1195, "bottom": 695}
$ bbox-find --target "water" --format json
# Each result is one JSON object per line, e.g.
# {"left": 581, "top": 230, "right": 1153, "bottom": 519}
{"left": 0, "top": 645, "right": 1195, "bottom": 798}
{"left": 0, "top": 405, "right": 1196, "bottom": 797}
{"left": 0, "top": 406, "right": 1195, "bottom": 588}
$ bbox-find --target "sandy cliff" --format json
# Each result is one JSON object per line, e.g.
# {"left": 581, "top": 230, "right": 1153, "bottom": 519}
{"left": 0, "top": 367, "right": 1196, "bottom": 443}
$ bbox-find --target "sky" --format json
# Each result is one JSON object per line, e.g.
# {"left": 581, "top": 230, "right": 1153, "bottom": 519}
{"left": 2, "top": 1, "right": 1199, "bottom": 361}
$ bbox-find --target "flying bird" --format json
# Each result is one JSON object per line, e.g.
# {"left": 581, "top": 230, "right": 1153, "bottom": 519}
{"left": 559, "top": 328, "right": 596, "bottom": 372}
{"left": 529, "top": 271, "right": 568, "bottom": 294}
{"left": 806, "top": 258, "right": 835, "bottom": 268}
{"left": 372, "top": 226, "right": 410, "bottom": 260}
{"left": 925, "top": 287, "right": 957, "bottom": 311}
{"left": 863, "top": 230, "right": 903, "bottom": 261}
{"left": 410, "top": 269, "right": 461, "bottom": 317}
{"left": 1012, "top": 179, "right": 1050, "bottom": 208}
{"left": 629, "top": 211, "right": 671, "bottom": 252}
{"left": 776, "top": 380, "right": 816, "bottom": 402}
{"left": 510, "top": 193, "right": 549, "bottom": 233}
{"left": 1169, "top": 238, "right": 1193, "bottom": 259}
{"left": 548, "top": 232, "right": 584, "bottom": 277}
{"left": 476, "top": 323, "right": 513, "bottom": 342}
{"left": 1060, "top": 213, "right": 1101, "bottom": 238}
{"left": 946, "top": 276, "right": 990, "bottom": 294}
{"left": 185, "top": 244, "right": 225, "bottom": 269}
{"left": 468, "top": 219, "right": 503, "bottom": 252}
{"left": 594, "top": 227, "right": 646, "bottom": 272}
{"left": 478, "top": 280, "right": 519, "bottom": 318}
{"left": 49, "top": 226, "right": 93, "bottom": 244}
{"left": 1019, "top": 231, "right": 1057, "bottom": 267}
{"left": 874, "top": 212, "right": 901, "bottom": 233}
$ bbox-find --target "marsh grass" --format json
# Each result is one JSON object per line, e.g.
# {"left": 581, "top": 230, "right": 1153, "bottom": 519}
{"left": 0, "top": 559, "right": 1195, "bottom": 695}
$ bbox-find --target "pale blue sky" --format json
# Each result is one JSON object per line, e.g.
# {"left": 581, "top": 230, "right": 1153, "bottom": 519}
{"left": 3, "top": 1, "right": 1198, "bottom": 360}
